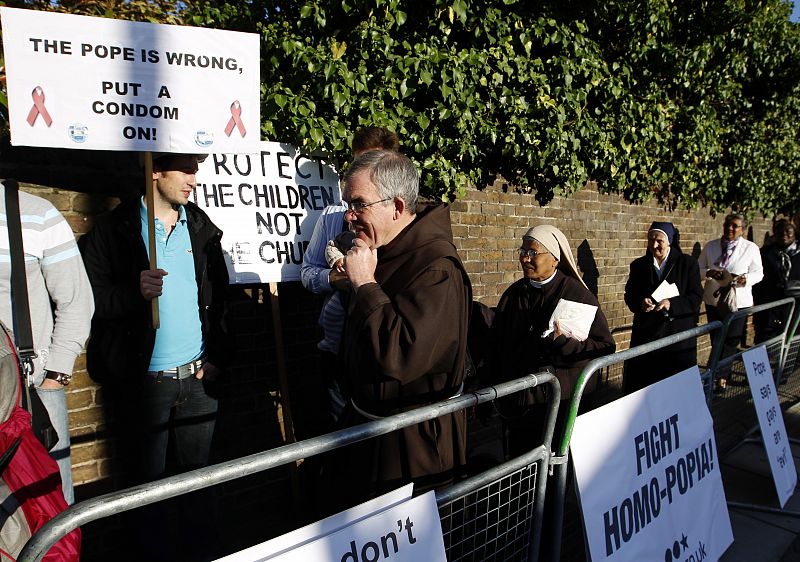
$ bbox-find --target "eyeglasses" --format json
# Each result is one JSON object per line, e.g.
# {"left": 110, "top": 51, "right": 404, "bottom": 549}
{"left": 518, "top": 247, "right": 550, "bottom": 259}
{"left": 345, "top": 198, "right": 393, "bottom": 214}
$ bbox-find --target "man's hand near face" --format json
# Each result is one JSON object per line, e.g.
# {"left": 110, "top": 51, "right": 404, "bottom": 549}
{"left": 345, "top": 238, "right": 378, "bottom": 291}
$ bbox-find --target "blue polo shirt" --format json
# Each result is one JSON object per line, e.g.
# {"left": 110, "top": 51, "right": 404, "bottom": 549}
{"left": 140, "top": 199, "right": 204, "bottom": 371}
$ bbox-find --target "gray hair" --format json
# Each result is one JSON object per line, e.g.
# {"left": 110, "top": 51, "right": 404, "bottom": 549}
{"left": 343, "top": 150, "right": 419, "bottom": 212}
{"left": 724, "top": 213, "right": 747, "bottom": 227}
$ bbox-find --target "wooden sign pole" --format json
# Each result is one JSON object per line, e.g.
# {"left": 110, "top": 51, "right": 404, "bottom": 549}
{"left": 143, "top": 151, "right": 160, "bottom": 329}
{"left": 269, "top": 281, "right": 296, "bottom": 444}
{"left": 268, "top": 281, "right": 302, "bottom": 520}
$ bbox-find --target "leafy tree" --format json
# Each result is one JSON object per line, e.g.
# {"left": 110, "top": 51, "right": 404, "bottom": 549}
{"left": 2, "top": 0, "right": 800, "bottom": 216}
{"left": 185, "top": 1, "right": 609, "bottom": 202}
{"left": 0, "top": 0, "right": 184, "bottom": 23}
{"left": 582, "top": 0, "right": 800, "bottom": 215}
{"left": 183, "top": 0, "right": 800, "bottom": 215}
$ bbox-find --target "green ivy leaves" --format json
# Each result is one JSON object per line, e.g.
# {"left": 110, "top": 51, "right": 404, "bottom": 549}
{"left": 178, "top": 0, "right": 800, "bottom": 215}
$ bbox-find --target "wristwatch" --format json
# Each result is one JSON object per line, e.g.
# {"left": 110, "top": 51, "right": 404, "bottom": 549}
{"left": 44, "top": 370, "right": 72, "bottom": 386}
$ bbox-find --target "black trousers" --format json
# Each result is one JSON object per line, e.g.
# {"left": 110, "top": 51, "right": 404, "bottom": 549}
{"left": 706, "top": 305, "right": 748, "bottom": 378}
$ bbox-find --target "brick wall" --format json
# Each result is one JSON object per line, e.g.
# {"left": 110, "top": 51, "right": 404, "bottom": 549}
{"left": 17, "top": 180, "right": 774, "bottom": 555}
{"left": 451, "top": 182, "right": 773, "bottom": 352}
{"left": 20, "top": 180, "right": 774, "bottom": 488}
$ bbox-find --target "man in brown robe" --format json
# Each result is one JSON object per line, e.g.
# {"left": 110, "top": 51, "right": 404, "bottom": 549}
{"left": 335, "top": 149, "right": 471, "bottom": 501}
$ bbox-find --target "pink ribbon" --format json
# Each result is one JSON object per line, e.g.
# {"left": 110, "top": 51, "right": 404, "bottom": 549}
{"left": 224, "top": 100, "right": 246, "bottom": 137}
{"left": 26, "top": 86, "right": 53, "bottom": 127}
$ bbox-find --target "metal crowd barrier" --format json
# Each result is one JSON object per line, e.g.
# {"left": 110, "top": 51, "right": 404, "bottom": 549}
{"left": 704, "top": 298, "right": 798, "bottom": 456}
{"left": 785, "top": 309, "right": 800, "bottom": 378}
{"left": 20, "top": 373, "right": 560, "bottom": 562}
{"left": 700, "top": 297, "right": 800, "bottom": 517}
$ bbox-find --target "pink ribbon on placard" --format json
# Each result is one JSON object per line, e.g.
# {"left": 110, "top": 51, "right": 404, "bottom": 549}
{"left": 26, "top": 86, "right": 53, "bottom": 127}
{"left": 224, "top": 100, "right": 246, "bottom": 137}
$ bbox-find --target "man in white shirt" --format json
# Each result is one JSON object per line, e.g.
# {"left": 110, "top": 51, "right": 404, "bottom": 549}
{"left": 698, "top": 213, "right": 764, "bottom": 386}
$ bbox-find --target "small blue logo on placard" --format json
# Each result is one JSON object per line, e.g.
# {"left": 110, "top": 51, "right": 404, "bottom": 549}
{"left": 68, "top": 123, "right": 89, "bottom": 143}
{"left": 195, "top": 130, "right": 214, "bottom": 148}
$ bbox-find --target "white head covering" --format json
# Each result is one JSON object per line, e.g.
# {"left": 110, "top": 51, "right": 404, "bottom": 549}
{"left": 523, "top": 224, "right": 588, "bottom": 290}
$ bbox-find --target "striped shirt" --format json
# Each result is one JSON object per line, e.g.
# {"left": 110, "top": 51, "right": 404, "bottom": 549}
{"left": 0, "top": 184, "right": 93, "bottom": 380}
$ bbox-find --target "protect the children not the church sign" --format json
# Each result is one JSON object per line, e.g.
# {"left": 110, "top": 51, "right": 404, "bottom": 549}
{"left": 1, "top": 7, "right": 260, "bottom": 153}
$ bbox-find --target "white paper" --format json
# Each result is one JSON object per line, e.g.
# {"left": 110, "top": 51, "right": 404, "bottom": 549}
{"left": 571, "top": 367, "right": 733, "bottom": 561}
{"left": 544, "top": 298, "right": 597, "bottom": 342}
{"left": 652, "top": 279, "right": 680, "bottom": 302}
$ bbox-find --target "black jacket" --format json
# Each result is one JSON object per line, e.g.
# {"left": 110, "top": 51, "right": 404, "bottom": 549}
{"left": 79, "top": 198, "right": 229, "bottom": 382}
{"left": 753, "top": 242, "right": 800, "bottom": 342}
{"left": 623, "top": 246, "right": 702, "bottom": 392}
{"left": 486, "top": 270, "right": 615, "bottom": 403}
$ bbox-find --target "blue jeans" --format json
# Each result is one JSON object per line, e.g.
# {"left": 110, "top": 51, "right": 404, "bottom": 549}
{"left": 138, "top": 374, "right": 218, "bottom": 482}
{"left": 35, "top": 385, "right": 73, "bottom": 505}
{"left": 120, "top": 375, "right": 219, "bottom": 561}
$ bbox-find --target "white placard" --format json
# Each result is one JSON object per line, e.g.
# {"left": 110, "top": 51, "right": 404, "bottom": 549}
{"left": 571, "top": 367, "right": 733, "bottom": 562}
{"left": 216, "top": 485, "right": 413, "bottom": 561}
{"left": 743, "top": 345, "right": 797, "bottom": 507}
{"left": 216, "top": 486, "right": 447, "bottom": 562}
{"left": 195, "top": 142, "right": 341, "bottom": 284}
{"left": 1, "top": 7, "right": 259, "bottom": 153}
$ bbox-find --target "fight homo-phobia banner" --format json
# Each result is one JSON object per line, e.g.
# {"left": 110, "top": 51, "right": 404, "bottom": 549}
{"left": 1, "top": 7, "right": 260, "bottom": 153}
{"left": 571, "top": 367, "right": 733, "bottom": 561}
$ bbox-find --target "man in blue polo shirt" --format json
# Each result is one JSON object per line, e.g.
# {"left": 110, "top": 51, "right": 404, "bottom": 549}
{"left": 80, "top": 152, "right": 229, "bottom": 560}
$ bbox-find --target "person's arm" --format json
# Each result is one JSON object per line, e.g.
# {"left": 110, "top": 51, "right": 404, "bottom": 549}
{"left": 740, "top": 242, "right": 764, "bottom": 287}
{"left": 698, "top": 242, "right": 712, "bottom": 278}
{"left": 348, "top": 260, "right": 468, "bottom": 385}
{"left": 203, "top": 230, "right": 231, "bottom": 372}
{"left": 40, "top": 213, "right": 94, "bottom": 376}
{"left": 624, "top": 259, "right": 650, "bottom": 314}
{"left": 301, "top": 210, "right": 338, "bottom": 295}
{"left": 78, "top": 221, "right": 145, "bottom": 320}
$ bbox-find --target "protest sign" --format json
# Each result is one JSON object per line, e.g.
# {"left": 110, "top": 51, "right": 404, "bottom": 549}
{"left": 571, "top": 367, "right": 733, "bottom": 562}
{"left": 743, "top": 345, "right": 797, "bottom": 507}
{"left": 0, "top": 7, "right": 259, "bottom": 153}
{"left": 194, "top": 142, "right": 340, "bottom": 284}
{"left": 216, "top": 485, "right": 447, "bottom": 562}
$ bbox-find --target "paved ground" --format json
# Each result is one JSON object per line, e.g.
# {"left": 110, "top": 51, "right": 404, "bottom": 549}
{"left": 719, "top": 401, "right": 800, "bottom": 562}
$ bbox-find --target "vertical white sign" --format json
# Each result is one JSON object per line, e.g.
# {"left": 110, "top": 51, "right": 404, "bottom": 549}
{"left": 743, "top": 345, "right": 797, "bottom": 507}
{"left": 195, "top": 142, "right": 341, "bottom": 284}
{"left": 571, "top": 367, "right": 733, "bottom": 562}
